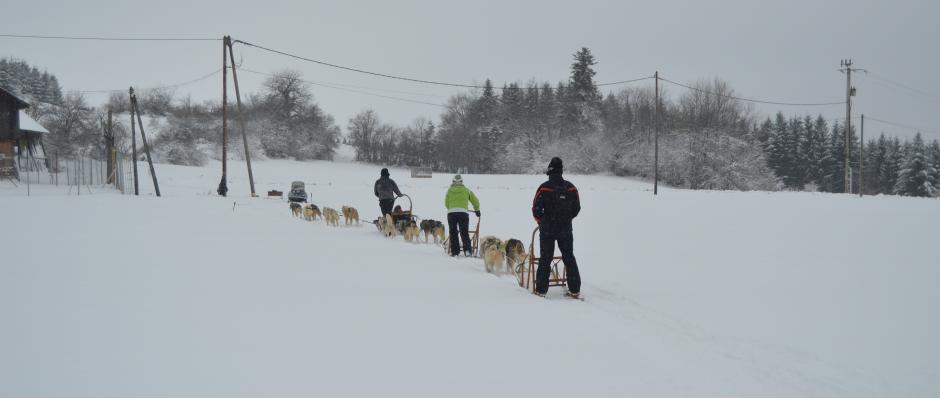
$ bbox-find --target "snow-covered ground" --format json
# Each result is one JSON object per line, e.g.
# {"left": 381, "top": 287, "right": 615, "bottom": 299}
{"left": 2, "top": 148, "right": 938, "bottom": 397}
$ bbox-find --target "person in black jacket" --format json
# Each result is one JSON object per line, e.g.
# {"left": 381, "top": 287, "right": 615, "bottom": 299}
{"left": 531, "top": 157, "right": 581, "bottom": 297}
{"left": 374, "top": 168, "right": 403, "bottom": 216}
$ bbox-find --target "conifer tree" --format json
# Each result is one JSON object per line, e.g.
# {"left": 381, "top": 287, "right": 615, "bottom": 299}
{"left": 894, "top": 133, "right": 937, "bottom": 197}
{"left": 569, "top": 47, "right": 600, "bottom": 104}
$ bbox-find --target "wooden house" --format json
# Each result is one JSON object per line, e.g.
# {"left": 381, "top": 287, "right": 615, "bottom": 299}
{"left": 0, "top": 86, "right": 48, "bottom": 180}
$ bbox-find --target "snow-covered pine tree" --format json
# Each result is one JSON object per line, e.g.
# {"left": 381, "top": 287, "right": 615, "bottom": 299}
{"left": 765, "top": 113, "right": 789, "bottom": 182}
{"left": 893, "top": 133, "right": 937, "bottom": 197}
{"left": 929, "top": 139, "right": 940, "bottom": 196}
{"left": 569, "top": 47, "right": 600, "bottom": 104}
{"left": 881, "top": 137, "right": 904, "bottom": 194}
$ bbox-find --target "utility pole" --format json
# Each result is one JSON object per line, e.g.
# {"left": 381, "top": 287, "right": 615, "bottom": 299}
{"left": 130, "top": 89, "right": 161, "bottom": 197}
{"left": 217, "top": 35, "right": 229, "bottom": 197}
{"left": 654, "top": 71, "right": 659, "bottom": 196}
{"left": 106, "top": 108, "right": 115, "bottom": 184}
{"left": 839, "top": 60, "right": 864, "bottom": 194}
{"left": 841, "top": 60, "right": 853, "bottom": 194}
{"left": 227, "top": 37, "right": 257, "bottom": 197}
{"left": 859, "top": 114, "right": 865, "bottom": 197}
{"left": 130, "top": 87, "right": 139, "bottom": 196}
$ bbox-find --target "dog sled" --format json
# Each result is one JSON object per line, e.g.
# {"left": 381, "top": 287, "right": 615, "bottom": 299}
{"left": 440, "top": 215, "right": 480, "bottom": 257}
{"left": 372, "top": 194, "right": 418, "bottom": 233}
{"left": 516, "top": 226, "right": 568, "bottom": 292}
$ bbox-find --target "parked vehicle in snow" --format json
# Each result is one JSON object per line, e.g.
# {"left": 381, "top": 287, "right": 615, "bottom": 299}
{"left": 288, "top": 181, "right": 307, "bottom": 202}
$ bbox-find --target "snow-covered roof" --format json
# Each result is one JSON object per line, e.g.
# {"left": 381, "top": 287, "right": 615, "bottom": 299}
{"left": 18, "top": 110, "right": 49, "bottom": 134}
{"left": 0, "top": 86, "right": 30, "bottom": 108}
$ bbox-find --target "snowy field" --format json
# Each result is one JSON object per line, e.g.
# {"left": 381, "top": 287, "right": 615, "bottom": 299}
{"left": 2, "top": 149, "right": 939, "bottom": 397}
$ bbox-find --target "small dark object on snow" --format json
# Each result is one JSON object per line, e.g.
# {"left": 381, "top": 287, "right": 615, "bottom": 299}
{"left": 268, "top": 190, "right": 283, "bottom": 197}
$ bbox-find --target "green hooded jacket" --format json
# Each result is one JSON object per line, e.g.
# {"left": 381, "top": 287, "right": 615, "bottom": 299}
{"left": 445, "top": 183, "right": 480, "bottom": 213}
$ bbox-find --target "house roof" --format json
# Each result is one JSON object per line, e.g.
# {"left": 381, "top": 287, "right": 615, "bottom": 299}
{"left": 0, "top": 86, "right": 30, "bottom": 109}
{"left": 18, "top": 110, "right": 48, "bottom": 134}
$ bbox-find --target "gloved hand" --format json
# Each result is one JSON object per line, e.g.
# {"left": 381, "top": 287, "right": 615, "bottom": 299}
{"left": 397, "top": 193, "right": 403, "bottom": 198}
{"left": 474, "top": 210, "right": 481, "bottom": 217}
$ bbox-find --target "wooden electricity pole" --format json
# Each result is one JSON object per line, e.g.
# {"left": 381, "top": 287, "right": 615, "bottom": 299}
{"left": 859, "top": 114, "right": 865, "bottom": 197}
{"left": 130, "top": 88, "right": 139, "bottom": 196}
{"left": 217, "top": 35, "right": 229, "bottom": 197}
{"left": 105, "top": 108, "right": 115, "bottom": 184}
{"left": 654, "top": 71, "right": 660, "bottom": 196}
{"left": 130, "top": 88, "right": 161, "bottom": 197}
{"left": 839, "top": 59, "right": 861, "bottom": 194}
{"left": 227, "top": 37, "right": 257, "bottom": 197}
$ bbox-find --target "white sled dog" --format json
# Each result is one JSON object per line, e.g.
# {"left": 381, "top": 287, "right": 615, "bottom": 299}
{"left": 480, "top": 236, "right": 505, "bottom": 273}
{"left": 382, "top": 214, "right": 397, "bottom": 237}
{"left": 322, "top": 207, "right": 341, "bottom": 226}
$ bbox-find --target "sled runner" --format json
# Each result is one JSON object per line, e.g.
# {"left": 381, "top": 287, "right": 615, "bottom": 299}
{"left": 440, "top": 215, "right": 480, "bottom": 257}
{"left": 516, "top": 226, "right": 568, "bottom": 292}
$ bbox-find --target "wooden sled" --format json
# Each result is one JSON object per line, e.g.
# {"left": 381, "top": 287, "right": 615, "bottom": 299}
{"left": 441, "top": 215, "right": 480, "bottom": 257}
{"left": 516, "top": 226, "right": 567, "bottom": 292}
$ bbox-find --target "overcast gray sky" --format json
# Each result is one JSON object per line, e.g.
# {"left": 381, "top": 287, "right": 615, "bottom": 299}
{"left": 3, "top": 0, "right": 938, "bottom": 139}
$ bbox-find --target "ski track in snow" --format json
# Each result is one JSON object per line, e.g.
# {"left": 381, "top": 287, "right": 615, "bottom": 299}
{"left": 2, "top": 151, "right": 938, "bottom": 397}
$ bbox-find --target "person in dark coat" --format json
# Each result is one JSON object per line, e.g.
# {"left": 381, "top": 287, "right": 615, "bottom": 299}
{"left": 374, "top": 168, "right": 403, "bottom": 216}
{"left": 531, "top": 157, "right": 581, "bottom": 297}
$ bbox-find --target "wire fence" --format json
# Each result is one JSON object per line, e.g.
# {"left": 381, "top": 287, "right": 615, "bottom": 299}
{"left": 5, "top": 148, "right": 137, "bottom": 196}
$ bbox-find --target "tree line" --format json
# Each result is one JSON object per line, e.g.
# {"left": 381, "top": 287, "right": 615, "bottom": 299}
{"left": 1, "top": 59, "right": 339, "bottom": 166}
{"left": 3, "top": 53, "right": 937, "bottom": 197}
{"left": 347, "top": 48, "right": 938, "bottom": 197}
{"left": 758, "top": 113, "right": 939, "bottom": 196}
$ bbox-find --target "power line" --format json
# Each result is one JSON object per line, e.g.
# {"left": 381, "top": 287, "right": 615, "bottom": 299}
{"left": 0, "top": 33, "right": 220, "bottom": 41}
{"left": 859, "top": 72, "right": 940, "bottom": 103}
{"left": 864, "top": 116, "right": 940, "bottom": 136}
{"left": 239, "top": 65, "right": 450, "bottom": 98}
{"left": 73, "top": 69, "right": 222, "bottom": 94}
{"left": 237, "top": 68, "right": 451, "bottom": 109}
{"left": 659, "top": 76, "right": 846, "bottom": 106}
{"left": 598, "top": 76, "right": 655, "bottom": 87}
{"left": 233, "top": 39, "right": 653, "bottom": 90}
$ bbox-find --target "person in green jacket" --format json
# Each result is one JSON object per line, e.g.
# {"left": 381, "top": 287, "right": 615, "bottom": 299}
{"left": 445, "top": 174, "right": 480, "bottom": 257}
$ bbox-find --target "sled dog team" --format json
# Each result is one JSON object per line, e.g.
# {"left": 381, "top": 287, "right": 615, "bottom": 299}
{"left": 290, "top": 202, "right": 359, "bottom": 227}
{"left": 288, "top": 157, "right": 582, "bottom": 297}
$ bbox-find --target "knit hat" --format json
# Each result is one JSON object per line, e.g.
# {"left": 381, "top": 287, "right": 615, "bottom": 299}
{"left": 546, "top": 157, "right": 563, "bottom": 175}
{"left": 452, "top": 174, "right": 463, "bottom": 184}
{"left": 380, "top": 168, "right": 389, "bottom": 177}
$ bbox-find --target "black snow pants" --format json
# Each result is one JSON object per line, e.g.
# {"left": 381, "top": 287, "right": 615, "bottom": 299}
{"left": 536, "top": 223, "right": 581, "bottom": 294}
{"left": 447, "top": 212, "right": 472, "bottom": 256}
{"left": 379, "top": 199, "right": 395, "bottom": 217}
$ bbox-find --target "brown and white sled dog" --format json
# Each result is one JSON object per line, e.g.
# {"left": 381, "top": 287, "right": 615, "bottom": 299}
{"left": 419, "top": 219, "right": 445, "bottom": 243}
{"left": 381, "top": 214, "right": 397, "bottom": 237}
{"left": 482, "top": 237, "right": 506, "bottom": 274}
{"left": 480, "top": 236, "right": 502, "bottom": 257}
{"left": 504, "top": 238, "right": 526, "bottom": 275}
{"left": 322, "top": 207, "right": 341, "bottom": 226}
{"left": 290, "top": 202, "right": 302, "bottom": 217}
{"left": 403, "top": 220, "right": 421, "bottom": 243}
{"left": 480, "top": 236, "right": 505, "bottom": 273}
{"left": 303, "top": 204, "right": 321, "bottom": 221}
{"left": 341, "top": 206, "right": 360, "bottom": 225}
{"left": 431, "top": 225, "right": 445, "bottom": 244}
